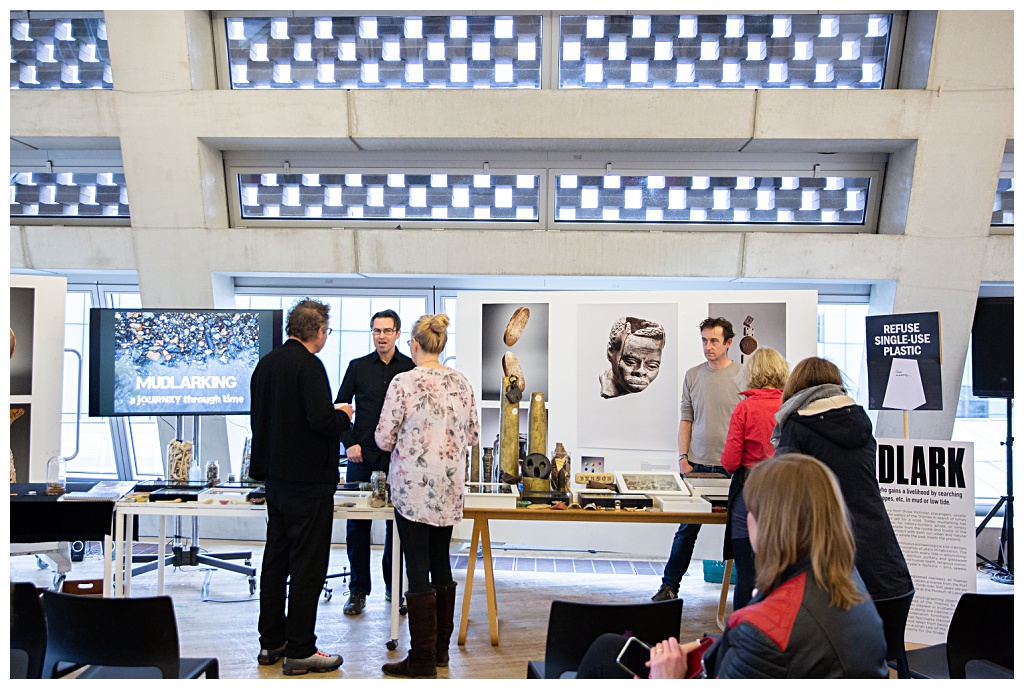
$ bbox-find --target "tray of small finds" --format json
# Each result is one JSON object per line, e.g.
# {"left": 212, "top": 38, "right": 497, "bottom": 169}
{"left": 578, "top": 492, "right": 653, "bottom": 510}
{"left": 518, "top": 490, "right": 571, "bottom": 508}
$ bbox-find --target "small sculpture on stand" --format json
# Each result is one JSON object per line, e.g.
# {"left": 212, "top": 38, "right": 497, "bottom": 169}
{"left": 167, "top": 439, "right": 194, "bottom": 483}
{"left": 482, "top": 447, "right": 495, "bottom": 484}
{"left": 551, "top": 443, "right": 571, "bottom": 493}
{"left": 522, "top": 452, "right": 551, "bottom": 494}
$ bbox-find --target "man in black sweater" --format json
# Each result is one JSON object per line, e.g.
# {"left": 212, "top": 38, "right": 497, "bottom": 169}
{"left": 250, "top": 298, "right": 353, "bottom": 676}
{"left": 334, "top": 309, "right": 414, "bottom": 615}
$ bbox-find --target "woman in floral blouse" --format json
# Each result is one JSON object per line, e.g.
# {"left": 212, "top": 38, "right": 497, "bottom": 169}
{"left": 375, "top": 313, "right": 480, "bottom": 678}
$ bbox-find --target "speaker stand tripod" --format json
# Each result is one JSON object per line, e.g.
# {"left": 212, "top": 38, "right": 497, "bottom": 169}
{"left": 975, "top": 398, "right": 1013, "bottom": 584}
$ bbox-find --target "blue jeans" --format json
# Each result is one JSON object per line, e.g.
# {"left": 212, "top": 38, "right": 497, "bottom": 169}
{"left": 661, "top": 463, "right": 731, "bottom": 589}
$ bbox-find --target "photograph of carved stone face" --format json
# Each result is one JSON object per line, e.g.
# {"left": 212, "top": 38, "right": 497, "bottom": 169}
{"left": 577, "top": 303, "right": 678, "bottom": 452}
{"left": 599, "top": 316, "right": 666, "bottom": 399}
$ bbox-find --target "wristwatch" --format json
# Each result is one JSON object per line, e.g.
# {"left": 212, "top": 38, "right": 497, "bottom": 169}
{"left": 678, "top": 454, "right": 689, "bottom": 461}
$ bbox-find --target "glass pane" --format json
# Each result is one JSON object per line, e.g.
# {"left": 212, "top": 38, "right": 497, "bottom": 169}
{"left": 10, "top": 171, "right": 130, "bottom": 218}
{"left": 398, "top": 297, "right": 427, "bottom": 334}
{"left": 225, "top": 14, "right": 542, "bottom": 90}
{"left": 66, "top": 419, "right": 117, "bottom": 477}
{"left": 127, "top": 417, "right": 163, "bottom": 478}
{"left": 238, "top": 171, "right": 540, "bottom": 222}
{"left": 990, "top": 176, "right": 1014, "bottom": 226}
{"left": 371, "top": 296, "right": 401, "bottom": 318}
{"left": 341, "top": 297, "right": 372, "bottom": 331}
{"left": 555, "top": 173, "right": 870, "bottom": 225}
{"left": 559, "top": 13, "right": 892, "bottom": 90}
{"left": 341, "top": 330, "right": 371, "bottom": 364}
{"left": 10, "top": 15, "right": 113, "bottom": 91}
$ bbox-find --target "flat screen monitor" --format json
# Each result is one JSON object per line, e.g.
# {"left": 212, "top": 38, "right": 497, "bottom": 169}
{"left": 89, "top": 308, "right": 283, "bottom": 417}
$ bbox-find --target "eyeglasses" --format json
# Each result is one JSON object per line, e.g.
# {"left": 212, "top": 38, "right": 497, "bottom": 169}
{"left": 371, "top": 328, "right": 397, "bottom": 336}
{"left": 324, "top": 327, "right": 333, "bottom": 335}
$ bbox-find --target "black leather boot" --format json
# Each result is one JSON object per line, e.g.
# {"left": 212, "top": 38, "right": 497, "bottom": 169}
{"left": 382, "top": 590, "right": 438, "bottom": 678}
{"left": 433, "top": 582, "right": 458, "bottom": 667}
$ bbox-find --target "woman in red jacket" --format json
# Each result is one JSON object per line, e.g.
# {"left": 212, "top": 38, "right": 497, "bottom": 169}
{"left": 721, "top": 347, "right": 789, "bottom": 610}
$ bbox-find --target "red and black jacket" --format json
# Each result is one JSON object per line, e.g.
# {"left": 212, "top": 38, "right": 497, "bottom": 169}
{"left": 704, "top": 560, "right": 888, "bottom": 679}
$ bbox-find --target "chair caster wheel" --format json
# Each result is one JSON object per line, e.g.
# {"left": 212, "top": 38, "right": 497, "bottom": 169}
{"left": 248, "top": 577, "right": 257, "bottom": 595}
{"left": 386, "top": 640, "right": 398, "bottom": 651}
{"left": 324, "top": 589, "right": 332, "bottom": 602}
{"left": 399, "top": 605, "right": 408, "bottom": 616}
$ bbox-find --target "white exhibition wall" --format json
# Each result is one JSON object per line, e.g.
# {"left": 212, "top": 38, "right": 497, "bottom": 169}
{"left": 455, "top": 289, "right": 818, "bottom": 558}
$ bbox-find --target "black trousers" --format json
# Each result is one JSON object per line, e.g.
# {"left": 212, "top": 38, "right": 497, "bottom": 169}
{"left": 731, "top": 537, "right": 756, "bottom": 610}
{"left": 393, "top": 511, "right": 453, "bottom": 594}
{"left": 345, "top": 460, "right": 393, "bottom": 596}
{"left": 575, "top": 633, "right": 633, "bottom": 679}
{"left": 874, "top": 591, "right": 915, "bottom": 679}
{"left": 258, "top": 485, "right": 334, "bottom": 658}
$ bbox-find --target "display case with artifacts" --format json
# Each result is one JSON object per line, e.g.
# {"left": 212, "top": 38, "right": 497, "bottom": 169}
{"left": 464, "top": 482, "right": 520, "bottom": 509}
{"left": 519, "top": 490, "right": 571, "bottom": 506}
{"left": 199, "top": 486, "right": 252, "bottom": 505}
{"left": 576, "top": 491, "right": 653, "bottom": 510}
{"left": 653, "top": 494, "right": 713, "bottom": 513}
{"left": 684, "top": 476, "right": 730, "bottom": 508}
{"left": 333, "top": 490, "right": 372, "bottom": 508}
{"left": 615, "top": 471, "right": 690, "bottom": 495}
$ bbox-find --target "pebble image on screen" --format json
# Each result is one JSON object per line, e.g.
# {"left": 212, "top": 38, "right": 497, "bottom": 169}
{"left": 112, "top": 311, "right": 262, "bottom": 414}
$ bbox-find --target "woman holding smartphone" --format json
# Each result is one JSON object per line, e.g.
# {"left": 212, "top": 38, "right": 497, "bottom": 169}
{"left": 577, "top": 454, "right": 888, "bottom": 679}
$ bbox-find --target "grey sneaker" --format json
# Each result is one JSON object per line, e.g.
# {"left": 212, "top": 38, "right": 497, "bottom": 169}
{"left": 385, "top": 587, "right": 392, "bottom": 603}
{"left": 282, "top": 650, "right": 343, "bottom": 676}
{"left": 344, "top": 592, "right": 366, "bottom": 615}
{"left": 651, "top": 583, "right": 679, "bottom": 602}
{"left": 257, "top": 643, "right": 287, "bottom": 666}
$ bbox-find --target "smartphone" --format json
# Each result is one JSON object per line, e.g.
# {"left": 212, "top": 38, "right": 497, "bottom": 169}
{"left": 616, "top": 636, "right": 652, "bottom": 679}
{"left": 685, "top": 636, "right": 715, "bottom": 679}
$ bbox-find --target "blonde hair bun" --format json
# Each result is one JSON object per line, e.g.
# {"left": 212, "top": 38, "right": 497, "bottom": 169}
{"left": 430, "top": 314, "right": 450, "bottom": 333}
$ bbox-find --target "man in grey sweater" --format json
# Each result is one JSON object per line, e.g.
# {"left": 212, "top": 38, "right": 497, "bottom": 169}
{"left": 652, "top": 317, "right": 740, "bottom": 602}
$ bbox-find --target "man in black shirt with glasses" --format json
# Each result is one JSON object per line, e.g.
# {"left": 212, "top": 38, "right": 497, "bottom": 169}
{"left": 334, "top": 309, "right": 414, "bottom": 615}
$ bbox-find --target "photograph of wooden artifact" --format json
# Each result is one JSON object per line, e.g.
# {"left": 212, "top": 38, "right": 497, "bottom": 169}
{"left": 482, "top": 302, "right": 548, "bottom": 402}
{"left": 615, "top": 471, "right": 688, "bottom": 495}
{"left": 502, "top": 352, "right": 525, "bottom": 391}
{"left": 503, "top": 306, "right": 530, "bottom": 346}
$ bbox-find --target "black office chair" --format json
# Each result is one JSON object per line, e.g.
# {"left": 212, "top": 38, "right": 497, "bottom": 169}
{"left": 526, "top": 598, "right": 684, "bottom": 679}
{"left": 40, "top": 590, "right": 219, "bottom": 679}
{"left": 893, "top": 592, "right": 1013, "bottom": 679}
{"left": 10, "top": 583, "right": 47, "bottom": 679}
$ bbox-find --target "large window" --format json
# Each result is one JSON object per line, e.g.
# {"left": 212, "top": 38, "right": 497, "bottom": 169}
{"left": 816, "top": 303, "right": 869, "bottom": 396}
{"left": 226, "top": 153, "right": 885, "bottom": 232}
{"left": 62, "top": 290, "right": 117, "bottom": 478}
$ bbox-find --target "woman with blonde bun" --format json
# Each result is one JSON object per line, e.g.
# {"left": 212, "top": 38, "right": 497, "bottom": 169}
{"left": 375, "top": 314, "right": 480, "bottom": 678}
